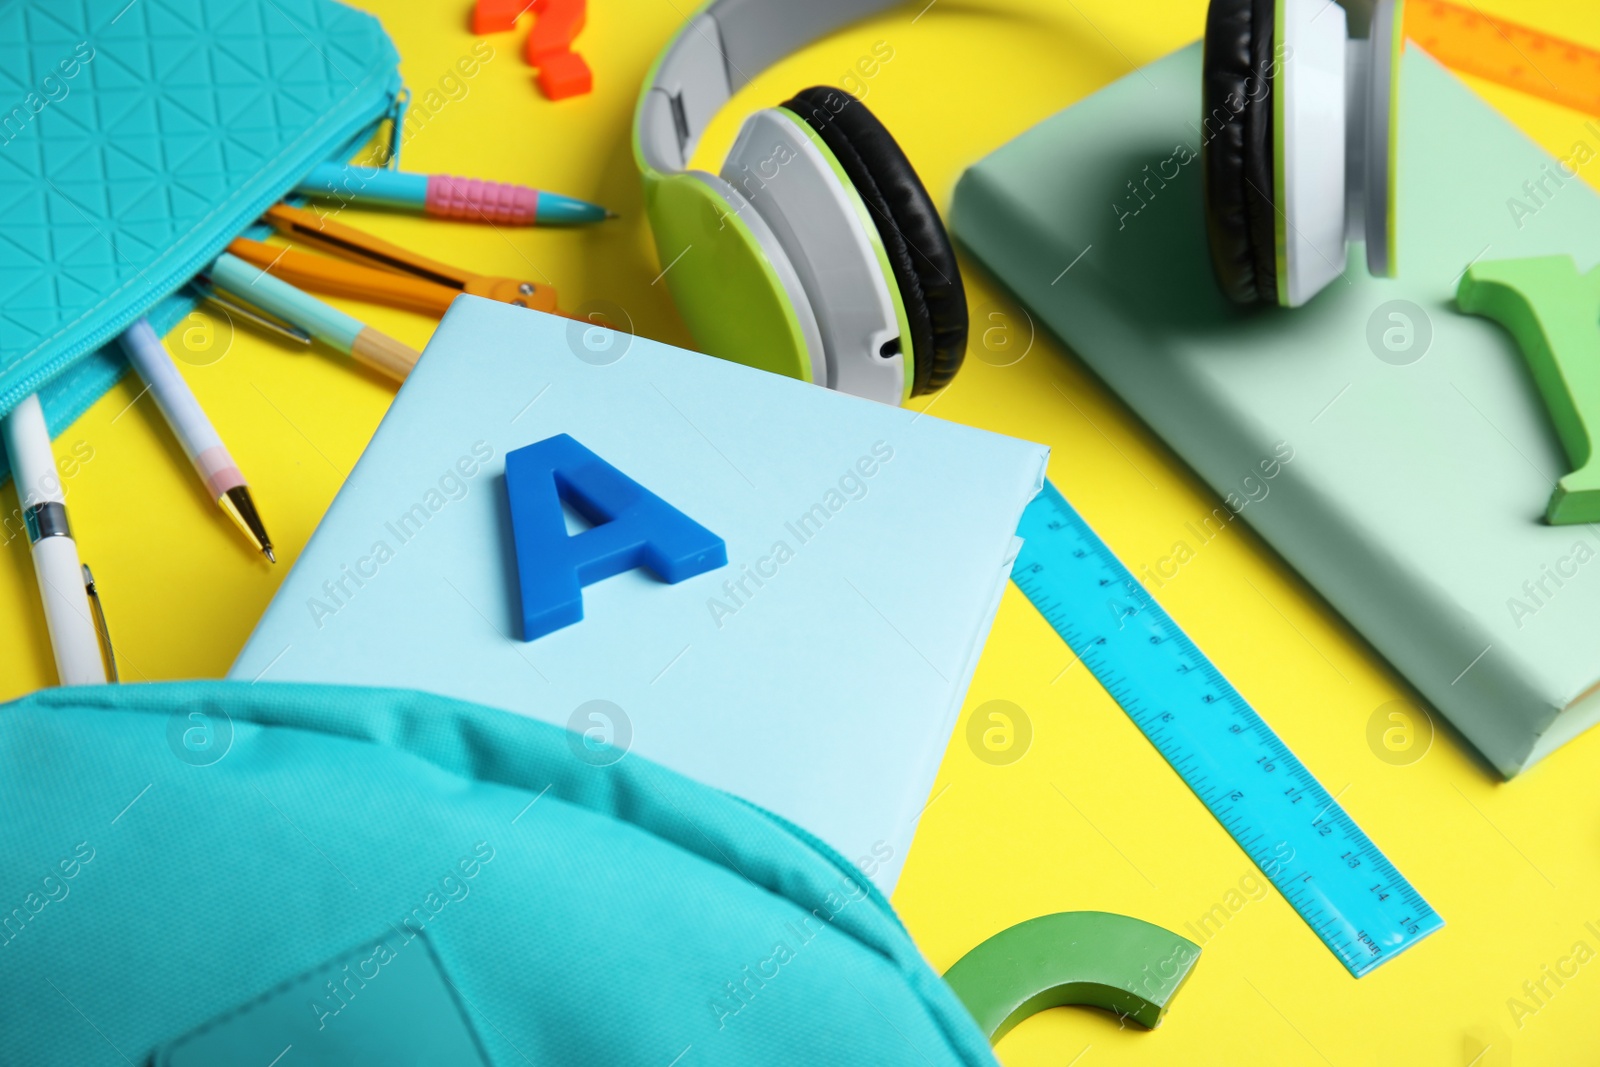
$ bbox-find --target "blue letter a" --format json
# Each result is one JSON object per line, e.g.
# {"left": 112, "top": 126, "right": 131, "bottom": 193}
{"left": 504, "top": 434, "right": 726, "bottom": 640}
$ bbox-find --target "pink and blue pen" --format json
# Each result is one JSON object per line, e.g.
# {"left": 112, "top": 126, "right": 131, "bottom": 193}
{"left": 294, "top": 162, "right": 614, "bottom": 226}
{"left": 118, "top": 319, "right": 275, "bottom": 563}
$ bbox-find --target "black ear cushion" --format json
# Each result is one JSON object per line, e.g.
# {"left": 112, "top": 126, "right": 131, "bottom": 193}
{"left": 1202, "top": 0, "right": 1279, "bottom": 306}
{"left": 781, "top": 87, "right": 966, "bottom": 395}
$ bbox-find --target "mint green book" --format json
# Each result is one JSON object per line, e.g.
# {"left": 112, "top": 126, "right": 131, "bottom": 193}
{"left": 953, "top": 43, "right": 1600, "bottom": 776}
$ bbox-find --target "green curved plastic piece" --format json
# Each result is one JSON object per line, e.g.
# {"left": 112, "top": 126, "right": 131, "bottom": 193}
{"left": 1457, "top": 255, "right": 1600, "bottom": 524}
{"left": 942, "top": 911, "right": 1200, "bottom": 1043}
{"left": 640, "top": 170, "right": 813, "bottom": 385}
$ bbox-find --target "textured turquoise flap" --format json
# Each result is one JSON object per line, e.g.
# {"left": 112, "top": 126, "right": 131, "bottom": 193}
{"left": 0, "top": 0, "right": 401, "bottom": 445}
{"left": 0, "top": 682, "right": 997, "bottom": 1065}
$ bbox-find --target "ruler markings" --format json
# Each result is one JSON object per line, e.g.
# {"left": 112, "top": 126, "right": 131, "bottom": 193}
{"left": 1407, "top": 0, "right": 1600, "bottom": 116}
{"left": 1013, "top": 482, "right": 1443, "bottom": 977}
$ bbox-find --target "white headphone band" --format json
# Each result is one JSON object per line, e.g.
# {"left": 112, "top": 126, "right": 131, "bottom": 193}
{"left": 634, "top": 0, "right": 1389, "bottom": 175}
{"left": 636, "top": 0, "right": 901, "bottom": 174}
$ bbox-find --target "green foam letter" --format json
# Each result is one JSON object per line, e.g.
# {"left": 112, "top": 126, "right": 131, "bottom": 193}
{"left": 1457, "top": 255, "right": 1600, "bottom": 524}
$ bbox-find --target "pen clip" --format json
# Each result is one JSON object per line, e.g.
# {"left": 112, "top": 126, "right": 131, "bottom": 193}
{"left": 188, "top": 281, "right": 312, "bottom": 345}
{"left": 81, "top": 564, "right": 118, "bottom": 684}
{"left": 382, "top": 87, "right": 410, "bottom": 168}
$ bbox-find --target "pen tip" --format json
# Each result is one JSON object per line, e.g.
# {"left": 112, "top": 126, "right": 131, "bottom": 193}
{"left": 605, "top": 210, "right": 620, "bottom": 219}
{"left": 222, "top": 486, "right": 275, "bottom": 565}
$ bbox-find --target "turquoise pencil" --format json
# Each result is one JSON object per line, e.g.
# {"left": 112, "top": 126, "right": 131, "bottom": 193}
{"left": 295, "top": 162, "right": 614, "bottom": 226}
{"left": 207, "top": 252, "right": 420, "bottom": 382}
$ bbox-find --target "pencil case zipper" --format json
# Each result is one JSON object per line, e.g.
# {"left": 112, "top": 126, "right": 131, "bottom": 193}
{"left": 0, "top": 75, "right": 407, "bottom": 421}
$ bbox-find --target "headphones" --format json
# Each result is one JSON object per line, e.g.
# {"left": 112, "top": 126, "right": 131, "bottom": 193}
{"left": 631, "top": 0, "right": 1405, "bottom": 403}
{"left": 1201, "top": 0, "right": 1405, "bottom": 307}
{"left": 632, "top": 1, "right": 967, "bottom": 406}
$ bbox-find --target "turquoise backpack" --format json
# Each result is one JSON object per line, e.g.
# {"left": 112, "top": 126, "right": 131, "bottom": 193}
{"left": 0, "top": 681, "right": 998, "bottom": 1065}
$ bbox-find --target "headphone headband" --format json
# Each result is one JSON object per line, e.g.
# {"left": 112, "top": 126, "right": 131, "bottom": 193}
{"left": 635, "top": 0, "right": 900, "bottom": 174}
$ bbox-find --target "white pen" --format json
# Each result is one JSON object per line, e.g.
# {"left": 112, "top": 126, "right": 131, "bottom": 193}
{"left": 3, "top": 394, "right": 108, "bottom": 685}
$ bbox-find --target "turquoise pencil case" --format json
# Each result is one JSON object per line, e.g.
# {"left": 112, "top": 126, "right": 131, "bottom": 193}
{"left": 0, "top": 0, "right": 404, "bottom": 471}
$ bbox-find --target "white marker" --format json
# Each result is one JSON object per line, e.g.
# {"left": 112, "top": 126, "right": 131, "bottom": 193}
{"left": 3, "top": 394, "right": 107, "bottom": 685}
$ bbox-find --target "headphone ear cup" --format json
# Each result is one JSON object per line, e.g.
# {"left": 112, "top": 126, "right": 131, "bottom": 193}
{"left": 781, "top": 87, "right": 967, "bottom": 395}
{"left": 1202, "top": 0, "right": 1280, "bottom": 306}
{"left": 641, "top": 169, "right": 828, "bottom": 388}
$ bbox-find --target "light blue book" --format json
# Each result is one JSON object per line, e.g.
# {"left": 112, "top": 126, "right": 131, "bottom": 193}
{"left": 230, "top": 296, "right": 1047, "bottom": 890}
{"left": 952, "top": 44, "right": 1600, "bottom": 776}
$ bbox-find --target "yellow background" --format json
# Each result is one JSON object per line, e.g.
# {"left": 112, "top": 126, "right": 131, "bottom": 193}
{"left": 5, "top": 1, "right": 1600, "bottom": 1063}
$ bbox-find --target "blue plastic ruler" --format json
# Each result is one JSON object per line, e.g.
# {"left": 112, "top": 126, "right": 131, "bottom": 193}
{"left": 1013, "top": 481, "right": 1442, "bottom": 977}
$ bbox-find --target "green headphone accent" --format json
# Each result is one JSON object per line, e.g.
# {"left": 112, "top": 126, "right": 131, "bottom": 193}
{"left": 637, "top": 164, "right": 818, "bottom": 386}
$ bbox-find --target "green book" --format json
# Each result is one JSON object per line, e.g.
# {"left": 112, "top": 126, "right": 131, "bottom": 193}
{"left": 953, "top": 42, "right": 1600, "bottom": 777}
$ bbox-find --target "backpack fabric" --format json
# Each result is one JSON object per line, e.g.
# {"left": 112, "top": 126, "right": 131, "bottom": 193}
{"left": 0, "top": 681, "right": 996, "bottom": 1065}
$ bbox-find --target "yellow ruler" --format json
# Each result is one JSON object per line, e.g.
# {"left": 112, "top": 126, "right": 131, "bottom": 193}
{"left": 1407, "top": 0, "right": 1600, "bottom": 117}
